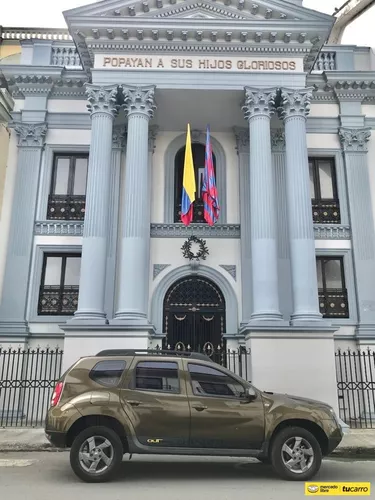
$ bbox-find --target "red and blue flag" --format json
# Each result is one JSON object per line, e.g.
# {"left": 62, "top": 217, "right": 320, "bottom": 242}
{"left": 202, "top": 125, "right": 220, "bottom": 226}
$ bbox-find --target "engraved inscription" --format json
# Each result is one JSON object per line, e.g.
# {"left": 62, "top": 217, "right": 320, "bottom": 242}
{"left": 98, "top": 54, "right": 299, "bottom": 72}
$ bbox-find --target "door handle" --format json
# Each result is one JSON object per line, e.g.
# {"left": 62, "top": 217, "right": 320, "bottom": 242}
{"left": 192, "top": 404, "right": 207, "bottom": 411}
{"left": 127, "top": 400, "right": 141, "bottom": 407}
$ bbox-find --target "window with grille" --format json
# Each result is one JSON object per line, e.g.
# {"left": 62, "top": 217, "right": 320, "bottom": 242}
{"left": 47, "top": 153, "right": 88, "bottom": 220}
{"left": 38, "top": 253, "right": 81, "bottom": 315}
{"left": 316, "top": 256, "right": 349, "bottom": 318}
{"left": 174, "top": 143, "right": 217, "bottom": 223}
{"left": 309, "top": 157, "right": 340, "bottom": 224}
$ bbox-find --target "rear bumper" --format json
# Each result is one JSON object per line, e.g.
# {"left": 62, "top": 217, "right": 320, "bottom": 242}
{"left": 45, "top": 430, "right": 67, "bottom": 449}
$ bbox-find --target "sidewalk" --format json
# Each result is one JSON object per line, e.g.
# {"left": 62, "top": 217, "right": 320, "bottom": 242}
{"left": 0, "top": 427, "right": 374, "bottom": 456}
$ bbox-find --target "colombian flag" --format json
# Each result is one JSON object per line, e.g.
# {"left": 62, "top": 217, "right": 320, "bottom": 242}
{"left": 180, "top": 124, "right": 196, "bottom": 226}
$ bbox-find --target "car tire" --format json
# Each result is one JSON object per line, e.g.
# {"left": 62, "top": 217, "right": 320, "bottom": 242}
{"left": 270, "top": 426, "right": 322, "bottom": 481}
{"left": 70, "top": 426, "right": 123, "bottom": 483}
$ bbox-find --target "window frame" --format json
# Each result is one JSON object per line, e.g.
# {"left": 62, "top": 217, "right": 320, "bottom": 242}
{"left": 131, "top": 360, "right": 181, "bottom": 394}
{"left": 187, "top": 362, "right": 247, "bottom": 400}
{"left": 309, "top": 157, "right": 338, "bottom": 202}
{"left": 37, "top": 251, "right": 81, "bottom": 317}
{"left": 89, "top": 360, "right": 127, "bottom": 388}
{"left": 50, "top": 153, "right": 89, "bottom": 196}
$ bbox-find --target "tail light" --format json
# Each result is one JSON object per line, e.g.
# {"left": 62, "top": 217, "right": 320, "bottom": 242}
{"left": 51, "top": 381, "right": 64, "bottom": 407}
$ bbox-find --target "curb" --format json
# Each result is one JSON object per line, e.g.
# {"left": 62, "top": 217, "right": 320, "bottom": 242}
{"left": 330, "top": 447, "right": 375, "bottom": 459}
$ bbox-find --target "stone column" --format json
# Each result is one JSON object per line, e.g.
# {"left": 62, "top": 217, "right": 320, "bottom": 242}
{"left": 113, "top": 85, "right": 156, "bottom": 326}
{"left": 242, "top": 87, "right": 282, "bottom": 321}
{"left": 279, "top": 88, "right": 322, "bottom": 323}
{"left": 0, "top": 122, "right": 47, "bottom": 334}
{"left": 339, "top": 127, "right": 375, "bottom": 337}
{"left": 233, "top": 127, "right": 252, "bottom": 325}
{"left": 71, "top": 84, "right": 119, "bottom": 323}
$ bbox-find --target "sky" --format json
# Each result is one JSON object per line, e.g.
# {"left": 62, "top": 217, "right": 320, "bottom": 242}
{"left": 1, "top": 0, "right": 374, "bottom": 47}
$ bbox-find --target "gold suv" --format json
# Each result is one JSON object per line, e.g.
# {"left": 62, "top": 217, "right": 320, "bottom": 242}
{"left": 45, "top": 349, "right": 343, "bottom": 483}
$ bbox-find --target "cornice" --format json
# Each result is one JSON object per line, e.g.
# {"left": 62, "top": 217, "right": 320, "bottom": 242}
{"left": 150, "top": 223, "right": 241, "bottom": 238}
{"left": 87, "top": 41, "right": 310, "bottom": 54}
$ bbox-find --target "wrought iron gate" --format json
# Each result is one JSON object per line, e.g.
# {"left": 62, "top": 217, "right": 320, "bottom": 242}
{"left": 163, "top": 276, "right": 226, "bottom": 355}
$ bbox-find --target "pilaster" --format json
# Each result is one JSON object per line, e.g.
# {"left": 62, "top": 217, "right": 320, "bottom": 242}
{"left": 0, "top": 122, "right": 47, "bottom": 335}
{"left": 112, "top": 85, "right": 156, "bottom": 329}
{"left": 279, "top": 88, "right": 325, "bottom": 325}
{"left": 233, "top": 127, "right": 251, "bottom": 325}
{"left": 339, "top": 127, "right": 375, "bottom": 339}
{"left": 242, "top": 87, "right": 282, "bottom": 322}
{"left": 104, "top": 125, "right": 126, "bottom": 319}
{"left": 271, "top": 129, "right": 293, "bottom": 320}
{"left": 69, "top": 84, "right": 119, "bottom": 324}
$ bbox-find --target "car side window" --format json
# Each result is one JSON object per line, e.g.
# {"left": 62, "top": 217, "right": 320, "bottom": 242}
{"left": 135, "top": 361, "right": 180, "bottom": 393}
{"left": 89, "top": 360, "right": 127, "bottom": 387}
{"left": 188, "top": 363, "right": 246, "bottom": 399}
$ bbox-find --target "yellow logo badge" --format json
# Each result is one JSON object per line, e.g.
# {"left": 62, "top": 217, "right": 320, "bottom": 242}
{"left": 305, "top": 482, "right": 371, "bottom": 496}
{"left": 147, "top": 438, "right": 163, "bottom": 444}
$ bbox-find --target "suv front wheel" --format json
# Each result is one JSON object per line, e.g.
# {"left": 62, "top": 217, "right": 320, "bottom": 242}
{"left": 70, "top": 426, "right": 123, "bottom": 483}
{"left": 270, "top": 426, "right": 322, "bottom": 481}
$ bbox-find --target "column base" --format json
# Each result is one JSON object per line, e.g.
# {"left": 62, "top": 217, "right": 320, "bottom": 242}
{"left": 244, "top": 325, "right": 339, "bottom": 413}
{"left": 251, "top": 312, "right": 285, "bottom": 322}
{"left": 111, "top": 312, "right": 152, "bottom": 329}
{"left": 68, "top": 310, "right": 107, "bottom": 325}
{"left": 290, "top": 313, "right": 325, "bottom": 325}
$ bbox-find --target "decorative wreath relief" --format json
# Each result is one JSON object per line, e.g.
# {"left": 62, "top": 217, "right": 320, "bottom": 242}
{"left": 181, "top": 236, "right": 209, "bottom": 261}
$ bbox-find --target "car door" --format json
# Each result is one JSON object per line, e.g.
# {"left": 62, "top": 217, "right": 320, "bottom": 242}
{"left": 120, "top": 357, "right": 190, "bottom": 448}
{"left": 185, "top": 361, "right": 265, "bottom": 450}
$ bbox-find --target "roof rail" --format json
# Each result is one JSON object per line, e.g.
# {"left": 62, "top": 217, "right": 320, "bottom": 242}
{"left": 95, "top": 349, "right": 214, "bottom": 362}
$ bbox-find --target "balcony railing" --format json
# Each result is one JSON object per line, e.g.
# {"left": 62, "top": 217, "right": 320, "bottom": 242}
{"left": 313, "top": 51, "right": 337, "bottom": 71}
{"left": 312, "top": 200, "right": 341, "bottom": 224}
{"left": 51, "top": 46, "right": 82, "bottom": 68}
{"left": 319, "top": 288, "right": 349, "bottom": 319}
{"left": 38, "top": 285, "right": 79, "bottom": 315}
{"left": 47, "top": 195, "right": 85, "bottom": 221}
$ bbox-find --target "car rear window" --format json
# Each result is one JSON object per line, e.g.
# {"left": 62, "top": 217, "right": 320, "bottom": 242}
{"left": 89, "top": 360, "right": 127, "bottom": 387}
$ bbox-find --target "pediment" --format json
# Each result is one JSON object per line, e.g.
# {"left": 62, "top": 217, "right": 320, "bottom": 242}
{"left": 64, "top": 0, "right": 334, "bottom": 23}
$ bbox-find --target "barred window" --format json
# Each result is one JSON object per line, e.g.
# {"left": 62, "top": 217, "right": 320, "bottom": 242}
{"left": 38, "top": 253, "right": 81, "bottom": 316}
{"left": 316, "top": 257, "right": 349, "bottom": 319}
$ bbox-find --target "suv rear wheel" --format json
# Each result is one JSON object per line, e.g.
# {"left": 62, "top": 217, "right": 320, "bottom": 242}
{"left": 270, "top": 426, "right": 322, "bottom": 481}
{"left": 70, "top": 426, "right": 123, "bottom": 483}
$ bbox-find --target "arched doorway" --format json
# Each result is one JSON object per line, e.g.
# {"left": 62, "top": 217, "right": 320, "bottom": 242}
{"left": 174, "top": 143, "right": 217, "bottom": 223}
{"left": 162, "top": 276, "right": 226, "bottom": 355}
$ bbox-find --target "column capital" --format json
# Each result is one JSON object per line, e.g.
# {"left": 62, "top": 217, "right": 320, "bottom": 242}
{"left": 242, "top": 87, "right": 277, "bottom": 120}
{"left": 112, "top": 125, "right": 126, "bottom": 149}
{"left": 271, "top": 128, "right": 286, "bottom": 152}
{"left": 233, "top": 126, "right": 249, "bottom": 154}
{"left": 13, "top": 122, "right": 47, "bottom": 148}
{"left": 121, "top": 85, "right": 156, "bottom": 119}
{"left": 148, "top": 125, "right": 159, "bottom": 153}
{"left": 339, "top": 127, "right": 371, "bottom": 153}
{"left": 86, "top": 84, "right": 120, "bottom": 118}
{"left": 278, "top": 87, "right": 313, "bottom": 120}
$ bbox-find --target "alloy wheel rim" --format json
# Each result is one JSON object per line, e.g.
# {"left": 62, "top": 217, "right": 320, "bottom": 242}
{"left": 78, "top": 435, "right": 114, "bottom": 474}
{"left": 281, "top": 436, "right": 314, "bottom": 474}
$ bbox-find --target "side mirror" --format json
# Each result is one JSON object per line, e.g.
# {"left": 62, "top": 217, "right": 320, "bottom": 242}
{"left": 240, "top": 387, "right": 257, "bottom": 403}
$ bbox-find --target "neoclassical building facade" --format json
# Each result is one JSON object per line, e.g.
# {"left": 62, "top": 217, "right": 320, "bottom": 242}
{"left": 1, "top": 0, "right": 375, "bottom": 410}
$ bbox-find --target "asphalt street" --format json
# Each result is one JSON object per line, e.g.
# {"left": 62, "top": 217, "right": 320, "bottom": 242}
{"left": 0, "top": 452, "right": 373, "bottom": 499}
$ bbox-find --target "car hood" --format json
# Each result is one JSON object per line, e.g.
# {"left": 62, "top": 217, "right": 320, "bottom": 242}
{"left": 261, "top": 390, "right": 333, "bottom": 411}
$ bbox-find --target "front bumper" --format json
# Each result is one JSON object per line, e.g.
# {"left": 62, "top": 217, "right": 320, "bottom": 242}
{"left": 326, "top": 425, "right": 344, "bottom": 455}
